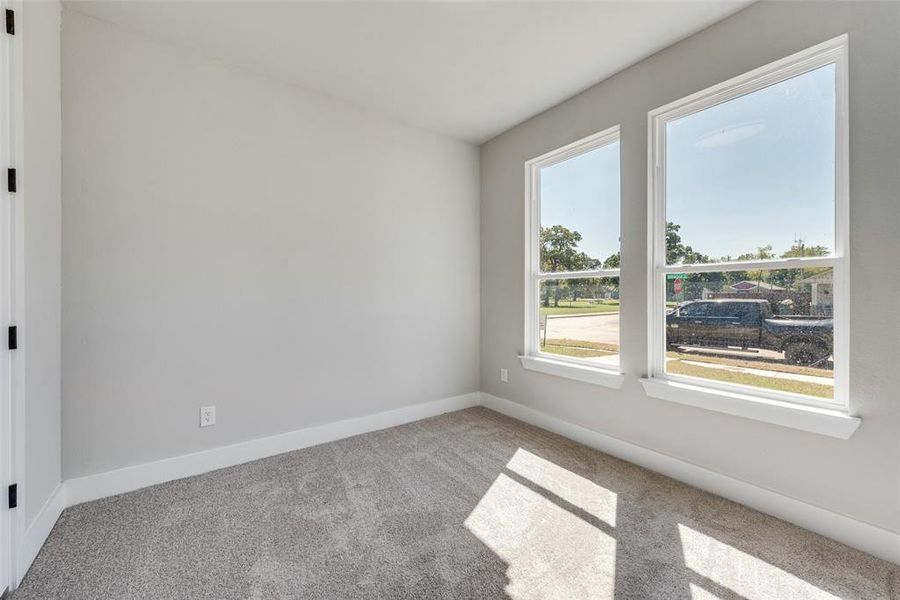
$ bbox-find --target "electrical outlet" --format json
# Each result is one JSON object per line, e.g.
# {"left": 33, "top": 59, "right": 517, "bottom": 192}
{"left": 500, "top": 368, "right": 509, "bottom": 383}
{"left": 200, "top": 405, "right": 216, "bottom": 427}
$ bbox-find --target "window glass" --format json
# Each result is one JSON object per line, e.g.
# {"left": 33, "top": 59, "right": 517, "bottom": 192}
{"left": 539, "top": 278, "right": 620, "bottom": 368}
{"left": 665, "top": 268, "right": 834, "bottom": 400}
{"left": 665, "top": 65, "right": 836, "bottom": 265}
{"left": 679, "top": 303, "right": 709, "bottom": 317}
{"left": 708, "top": 303, "right": 745, "bottom": 318}
{"left": 540, "top": 142, "right": 620, "bottom": 273}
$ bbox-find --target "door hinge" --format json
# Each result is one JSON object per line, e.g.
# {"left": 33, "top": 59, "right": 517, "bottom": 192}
{"left": 8, "top": 484, "right": 16, "bottom": 509}
{"left": 8, "top": 326, "right": 16, "bottom": 350}
{"left": 7, "top": 168, "right": 16, "bottom": 193}
{"left": 4, "top": 9, "right": 12, "bottom": 35}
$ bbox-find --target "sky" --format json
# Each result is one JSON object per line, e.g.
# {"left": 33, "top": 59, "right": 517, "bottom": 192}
{"left": 540, "top": 142, "right": 620, "bottom": 264}
{"left": 539, "top": 63, "right": 836, "bottom": 266}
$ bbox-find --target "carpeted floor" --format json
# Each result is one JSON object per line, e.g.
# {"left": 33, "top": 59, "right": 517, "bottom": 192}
{"left": 15, "top": 407, "right": 899, "bottom": 599}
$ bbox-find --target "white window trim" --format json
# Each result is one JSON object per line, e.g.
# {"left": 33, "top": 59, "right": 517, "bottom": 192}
{"left": 640, "top": 378, "right": 859, "bottom": 439}
{"left": 644, "top": 35, "right": 856, "bottom": 437}
{"left": 522, "top": 125, "right": 624, "bottom": 389}
{"left": 519, "top": 355, "right": 625, "bottom": 389}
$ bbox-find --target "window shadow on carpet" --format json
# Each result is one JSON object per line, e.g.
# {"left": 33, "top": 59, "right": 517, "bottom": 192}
{"left": 463, "top": 440, "right": 894, "bottom": 600}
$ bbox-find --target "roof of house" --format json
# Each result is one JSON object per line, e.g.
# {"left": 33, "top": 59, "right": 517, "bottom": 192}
{"left": 797, "top": 270, "right": 834, "bottom": 284}
{"left": 730, "top": 280, "right": 786, "bottom": 291}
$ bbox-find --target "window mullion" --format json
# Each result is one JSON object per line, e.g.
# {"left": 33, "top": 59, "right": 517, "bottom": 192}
{"left": 658, "top": 257, "right": 835, "bottom": 275}
{"left": 537, "top": 269, "right": 620, "bottom": 280}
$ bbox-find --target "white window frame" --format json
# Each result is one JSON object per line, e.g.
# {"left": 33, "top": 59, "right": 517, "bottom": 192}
{"left": 521, "top": 126, "right": 624, "bottom": 389}
{"left": 643, "top": 35, "right": 859, "bottom": 438}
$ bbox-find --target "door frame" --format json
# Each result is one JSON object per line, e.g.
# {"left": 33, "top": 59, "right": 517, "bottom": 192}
{"left": 1, "top": 0, "right": 25, "bottom": 592}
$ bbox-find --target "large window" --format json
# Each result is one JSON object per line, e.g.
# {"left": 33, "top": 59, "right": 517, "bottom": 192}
{"left": 523, "top": 126, "right": 622, "bottom": 386}
{"left": 647, "top": 37, "right": 849, "bottom": 413}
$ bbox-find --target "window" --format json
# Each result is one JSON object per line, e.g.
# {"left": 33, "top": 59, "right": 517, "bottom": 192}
{"left": 646, "top": 36, "right": 852, "bottom": 428}
{"left": 678, "top": 303, "right": 710, "bottom": 318}
{"left": 522, "top": 126, "right": 623, "bottom": 387}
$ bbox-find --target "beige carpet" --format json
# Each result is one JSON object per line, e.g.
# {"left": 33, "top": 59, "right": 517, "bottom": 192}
{"left": 15, "top": 407, "right": 900, "bottom": 599}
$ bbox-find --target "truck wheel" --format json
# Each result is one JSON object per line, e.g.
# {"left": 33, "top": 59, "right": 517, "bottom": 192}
{"left": 784, "top": 342, "right": 830, "bottom": 366}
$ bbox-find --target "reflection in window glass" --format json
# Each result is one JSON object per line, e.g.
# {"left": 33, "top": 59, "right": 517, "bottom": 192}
{"left": 665, "top": 268, "right": 834, "bottom": 399}
{"left": 666, "top": 65, "right": 835, "bottom": 264}
{"left": 540, "top": 142, "right": 620, "bottom": 273}
{"left": 540, "top": 278, "right": 620, "bottom": 367}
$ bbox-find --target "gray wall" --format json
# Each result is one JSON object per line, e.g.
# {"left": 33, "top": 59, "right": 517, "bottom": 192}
{"left": 62, "top": 11, "right": 480, "bottom": 479}
{"left": 23, "top": 0, "right": 62, "bottom": 527}
{"left": 480, "top": 1, "right": 900, "bottom": 533}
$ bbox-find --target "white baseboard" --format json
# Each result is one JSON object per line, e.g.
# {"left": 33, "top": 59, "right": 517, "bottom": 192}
{"left": 17, "top": 483, "right": 66, "bottom": 585}
{"left": 479, "top": 392, "right": 900, "bottom": 566}
{"left": 66, "top": 392, "right": 480, "bottom": 507}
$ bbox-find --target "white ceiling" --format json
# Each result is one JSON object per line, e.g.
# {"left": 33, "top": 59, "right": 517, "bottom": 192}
{"left": 66, "top": 1, "right": 752, "bottom": 143}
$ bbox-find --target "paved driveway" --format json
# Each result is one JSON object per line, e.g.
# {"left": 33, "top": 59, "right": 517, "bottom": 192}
{"left": 543, "top": 312, "right": 619, "bottom": 345}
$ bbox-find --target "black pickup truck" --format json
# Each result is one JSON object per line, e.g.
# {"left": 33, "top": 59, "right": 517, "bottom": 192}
{"left": 666, "top": 299, "right": 833, "bottom": 365}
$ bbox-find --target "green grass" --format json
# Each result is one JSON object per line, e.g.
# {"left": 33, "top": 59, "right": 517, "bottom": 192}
{"left": 667, "top": 351, "right": 833, "bottom": 378}
{"left": 666, "top": 360, "right": 833, "bottom": 399}
{"left": 540, "top": 300, "right": 620, "bottom": 317}
{"left": 540, "top": 338, "right": 619, "bottom": 359}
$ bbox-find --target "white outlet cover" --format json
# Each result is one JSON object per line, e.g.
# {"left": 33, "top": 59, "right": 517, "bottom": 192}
{"left": 500, "top": 368, "right": 509, "bottom": 383}
{"left": 200, "top": 405, "right": 216, "bottom": 427}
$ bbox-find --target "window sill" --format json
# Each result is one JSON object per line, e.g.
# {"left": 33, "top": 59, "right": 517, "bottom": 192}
{"left": 519, "top": 355, "right": 625, "bottom": 389}
{"left": 640, "top": 377, "right": 860, "bottom": 439}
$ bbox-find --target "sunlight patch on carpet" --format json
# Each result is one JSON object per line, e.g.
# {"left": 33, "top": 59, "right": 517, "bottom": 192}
{"left": 465, "top": 472, "right": 616, "bottom": 599}
{"left": 679, "top": 524, "right": 841, "bottom": 600}
{"left": 506, "top": 448, "right": 617, "bottom": 528}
